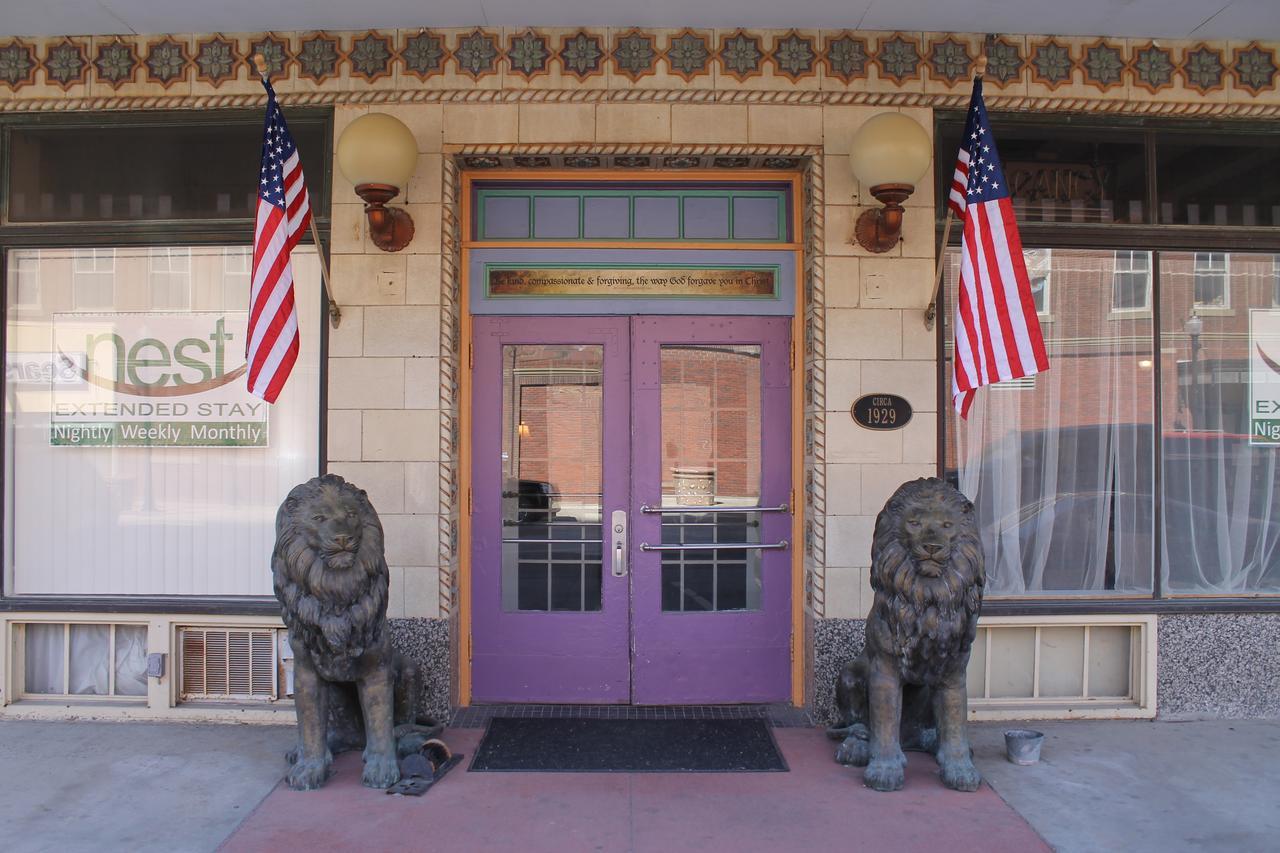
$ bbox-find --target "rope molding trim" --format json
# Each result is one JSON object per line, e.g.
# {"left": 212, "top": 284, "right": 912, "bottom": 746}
{"left": 4, "top": 87, "right": 1280, "bottom": 117}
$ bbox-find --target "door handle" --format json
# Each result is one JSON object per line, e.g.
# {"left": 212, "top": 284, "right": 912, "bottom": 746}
{"left": 611, "top": 509, "right": 627, "bottom": 577}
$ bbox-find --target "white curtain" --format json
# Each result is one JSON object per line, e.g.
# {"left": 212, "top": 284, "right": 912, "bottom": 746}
{"left": 1160, "top": 252, "right": 1280, "bottom": 592}
{"left": 69, "top": 624, "right": 110, "bottom": 695}
{"left": 23, "top": 623, "right": 64, "bottom": 694}
{"left": 950, "top": 249, "right": 1156, "bottom": 595}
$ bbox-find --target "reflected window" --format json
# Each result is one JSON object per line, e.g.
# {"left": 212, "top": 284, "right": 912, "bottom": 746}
{"left": 500, "top": 345, "right": 604, "bottom": 612}
{"left": 659, "top": 344, "right": 763, "bottom": 612}
{"left": 1025, "top": 248, "right": 1051, "bottom": 315}
{"left": 72, "top": 247, "right": 115, "bottom": 309}
{"left": 1192, "top": 252, "right": 1229, "bottom": 308}
{"left": 149, "top": 247, "right": 192, "bottom": 311}
{"left": 1112, "top": 250, "right": 1151, "bottom": 311}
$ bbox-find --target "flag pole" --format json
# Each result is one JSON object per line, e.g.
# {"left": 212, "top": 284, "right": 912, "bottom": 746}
{"left": 251, "top": 54, "right": 341, "bottom": 329}
{"left": 924, "top": 45, "right": 990, "bottom": 331}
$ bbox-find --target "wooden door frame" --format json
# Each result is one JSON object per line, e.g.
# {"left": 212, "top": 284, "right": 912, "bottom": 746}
{"left": 456, "top": 168, "right": 806, "bottom": 706}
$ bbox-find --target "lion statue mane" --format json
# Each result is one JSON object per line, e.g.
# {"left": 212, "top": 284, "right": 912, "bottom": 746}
{"left": 827, "top": 477, "right": 985, "bottom": 792}
{"left": 272, "top": 473, "right": 439, "bottom": 792}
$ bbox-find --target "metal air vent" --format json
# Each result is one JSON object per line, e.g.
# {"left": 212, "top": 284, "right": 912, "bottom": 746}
{"left": 179, "top": 627, "right": 279, "bottom": 701}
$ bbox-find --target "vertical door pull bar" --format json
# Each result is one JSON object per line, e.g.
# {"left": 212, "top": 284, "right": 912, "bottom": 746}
{"left": 611, "top": 510, "right": 628, "bottom": 577}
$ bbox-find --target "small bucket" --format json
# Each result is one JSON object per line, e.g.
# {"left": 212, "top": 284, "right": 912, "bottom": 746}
{"left": 1003, "top": 729, "right": 1045, "bottom": 765}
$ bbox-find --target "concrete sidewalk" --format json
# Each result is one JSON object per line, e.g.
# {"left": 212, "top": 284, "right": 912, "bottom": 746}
{"left": 2, "top": 717, "right": 1277, "bottom": 852}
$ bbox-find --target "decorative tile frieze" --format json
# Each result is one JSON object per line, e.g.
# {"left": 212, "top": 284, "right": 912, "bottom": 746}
{"left": 248, "top": 34, "right": 291, "bottom": 78}
{"left": 194, "top": 35, "right": 239, "bottom": 86}
{"left": 401, "top": 31, "right": 448, "bottom": 80}
{"left": 1082, "top": 39, "right": 1126, "bottom": 91}
{"left": 559, "top": 30, "right": 605, "bottom": 81}
{"left": 822, "top": 32, "right": 870, "bottom": 84}
{"left": 1181, "top": 44, "right": 1225, "bottom": 94}
{"left": 297, "top": 33, "right": 341, "bottom": 83}
{"left": 348, "top": 31, "right": 393, "bottom": 82}
{"left": 927, "top": 37, "right": 972, "bottom": 85}
{"left": 454, "top": 30, "right": 500, "bottom": 80}
{"left": 0, "top": 40, "right": 38, "bottom": 89}
{"left": 613, "top": 155, "right": 652, "bottom": 167}
{"left": 770, "top": 31, "right": 818, "bottom": 83}
{"left": 875, "top": 33, "right": 922, "bottom": 84}
{"left": 1029, "top": 39, "right": 1074, "bottom": 90}
{"left": 664, "top": 29, "right": 712, "bottom": 82}
{"left": 1232, "top": 42, "right": 1277, "bottom": 95}
{"left": 43, "top": 38, "right": 89, "bottom": 89}
{"left": 512, "top": 155, "right": 553, "bottom": 167}
{"left": 506, "top": 30, "right": 551, "bottom": 81}
{"left": 1131, "top": 42, "right": 1175, "bottom": 93}
{"left": 984, "top": 37, "right": 1024, "bottom": 86}
{"left": 94, "top": 39, "right": 139, "bottom": 88}
{"left": 612, "top": 29, "right": 658, "bottom": 82}
{"left": 719, "top": 30, "right": 765, "bottom": 82}
{"left": 0, "top": 28, "right": 1277, "bottom": 112}
{"left": 144, "top": 37, "right": 190, "bottom": 88}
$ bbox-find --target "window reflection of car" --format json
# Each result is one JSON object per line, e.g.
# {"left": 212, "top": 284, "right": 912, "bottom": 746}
{"left": 517, "top": 479, "right": 555, "bottom": 524}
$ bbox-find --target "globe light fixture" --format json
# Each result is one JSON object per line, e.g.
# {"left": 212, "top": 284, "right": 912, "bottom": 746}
{"left": 848, "top": 112, "right": 933, "bottom": 253}
{"left": 335, "top": 112, "right": 418, "bottom": 252}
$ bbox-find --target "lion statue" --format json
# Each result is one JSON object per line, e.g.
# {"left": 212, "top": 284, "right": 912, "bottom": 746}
{"left": 272, "top": 474, "right": 439, "bottom": 791}
{"left": 827, "top": 477, "right": 985, "bottom": 792}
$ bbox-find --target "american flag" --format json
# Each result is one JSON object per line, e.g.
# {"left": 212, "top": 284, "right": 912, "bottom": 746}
{"left": 247, "top": 78, "right": 311, "bottom": 403}
{"left": 947, "top": 77, "right": 1049, "bottom": 418}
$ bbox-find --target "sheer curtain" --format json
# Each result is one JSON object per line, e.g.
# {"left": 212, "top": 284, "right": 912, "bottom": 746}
{"left": 1160, "top": 252, "right": 1280, "bottom": 592}
{"left": 947, "top": 248, "right": 1156, "bottom": 595}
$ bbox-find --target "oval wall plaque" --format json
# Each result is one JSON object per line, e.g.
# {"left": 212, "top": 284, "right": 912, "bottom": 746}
{"left": 851, "top": 393, "right": 913, "bottom": 431}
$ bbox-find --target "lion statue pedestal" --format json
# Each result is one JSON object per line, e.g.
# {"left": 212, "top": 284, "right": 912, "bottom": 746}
{"left": 272, "top": 474, "right": 440, "bottom": 791}
{"left": 827, "top": 477, "right": 985, "bottom": 793}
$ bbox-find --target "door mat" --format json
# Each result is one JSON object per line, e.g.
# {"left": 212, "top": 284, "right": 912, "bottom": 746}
{"left": 468, "top": 717, "right": 788, "bottom": 772}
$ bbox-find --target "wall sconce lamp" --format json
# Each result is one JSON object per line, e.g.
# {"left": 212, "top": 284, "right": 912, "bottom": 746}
{"left": 335, "top": 113, "right": 419, "bottom": 252}
{"left": 848, "top": 112, "right": 933, "bottom": 253}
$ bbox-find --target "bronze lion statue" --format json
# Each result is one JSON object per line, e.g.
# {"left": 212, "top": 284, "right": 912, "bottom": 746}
{"left": 828, "top": 477, "right": 985, "bottom": 792}
{"left": 272, "top": 474, "right": 438, "bottom": 791}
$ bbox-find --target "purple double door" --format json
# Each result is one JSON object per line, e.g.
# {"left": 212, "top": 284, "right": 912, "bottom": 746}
{"left": 471, "top": 315, "right": 793, "bottom": 704}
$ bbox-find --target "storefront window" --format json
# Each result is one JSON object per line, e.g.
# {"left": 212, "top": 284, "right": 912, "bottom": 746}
{"left": 944, "top": 248, "right": 1156, "bottom": 595}
{"left": 1160, "top": 252, "right": 1280, "bottom": 593}
{"left": 3, "top": 245, "right": 322, "bottom": 596}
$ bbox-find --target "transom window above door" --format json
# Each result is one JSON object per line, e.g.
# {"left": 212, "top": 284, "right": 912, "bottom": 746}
{"left": 471, "top": 182, "right": 793, "bottom": 243}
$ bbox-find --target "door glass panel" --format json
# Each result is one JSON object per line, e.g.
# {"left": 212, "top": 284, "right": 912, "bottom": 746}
{"left": 658, "top": 344, "right": 763, "bottom": 612}
{"left": 501, "top": 344, "right": 604, "bottom": 612}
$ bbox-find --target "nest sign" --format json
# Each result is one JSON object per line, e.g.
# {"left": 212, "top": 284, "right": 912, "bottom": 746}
{"left": 49, "top": 312, "right": 268, "bottom": 447}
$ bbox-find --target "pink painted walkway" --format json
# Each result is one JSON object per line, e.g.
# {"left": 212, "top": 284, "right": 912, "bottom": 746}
{"left": 222, "top": 728, "right": 1049, "bottom": 853}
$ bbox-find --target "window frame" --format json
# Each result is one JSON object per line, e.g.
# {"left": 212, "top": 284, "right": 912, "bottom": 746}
{"left": 0, "top": 108, "right": 334, "bottom": 615}
{"left": 1192, "top": 250, "right": 1231, "bottom": 310}
{"left": 1110, "top": 249, "right": 1153, "bottom": 313}
{"left": 934, "top": 111, "right": 1280, "bottom": 614}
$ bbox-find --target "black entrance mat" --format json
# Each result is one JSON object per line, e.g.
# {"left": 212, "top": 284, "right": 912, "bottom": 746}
{"left": 468, "top": 717, "right": 788, "bottom": 772}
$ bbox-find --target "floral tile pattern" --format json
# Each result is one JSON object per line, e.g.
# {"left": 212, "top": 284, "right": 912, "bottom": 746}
{"left": 613, "top": 30, "right": 657, "bottom": 82}
{"left": 1180, "top": 44, "right": 1224, "bottom": 94}
{"left": 927, "top": 37, "right": 972, "bottom": 84}
{"left": 560, "top": 31, "right": 605, "bottom": 81}
{"left": 665, "top": 29, "right": 712, "bottom": 81}
{"left": 719, "top": 30, "right": 764, "bottom": 82}
{"left": 402, "top": 31, "right": 448, "bottom": 80}
{"left": 614, "top": 155, "right": 652, "bottom": 167}
{"left": 248, "top": 35, "right": 290, "bottom": 78}
{"left": 771, "top": 31, "right": 817, "bottom": 82}
{"left": 94, "top": 39, "right": 139, "bottom": 88}
{"left": 985, "top": 37, "right": 1024, "bottom": 86}
{"left": 0, "top": 27, "right": 1274, "bottom": 104}
{"left": 43, "top": 39, "right": 89, "bottom": 89}
{"left": 875, "top": 34, "right": 921, "bottom": 83}
{"left": 145, "top": 38, "right": 190, "bottom": 87}
{"left": 297, "top": 33, "right": 341, "bottom": 83}
{"left": 1131, "top": 43, "right": 1175, "bottom": 93}
{"left": 454, "top": 30, "right": 500, "bottom": 80}
{"left": 1029, "top": 39, "right": 1074, "bottom": 89}
{"left": 507, "top": 30, "right": 550, "bottom": 81}
{"left": 348, "top": 31, "right": 393, "bottom": 81}
{"left": 1082, "top": 39, "right": 1126, "bottom": 91}
{"left": 0, "top": 40, "right": 38, "bottom": 89}
{"left": 822, "top": 32, "right": 870, "bottom": 84}
{"left": 1232, "top": 42, "right": 1277, "bottom": 95}
{"left": 194, "top": 36, "right": 239, "bottom": 86}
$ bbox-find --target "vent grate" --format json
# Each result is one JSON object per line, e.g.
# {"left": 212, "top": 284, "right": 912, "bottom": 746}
{"left": 179, "top": 627, "right": 278, "bottom": 702}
